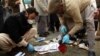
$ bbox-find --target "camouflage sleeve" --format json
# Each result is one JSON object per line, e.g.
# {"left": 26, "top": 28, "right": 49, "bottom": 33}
{"left": 65, "top": 1, "right": 83, "bottom": 36}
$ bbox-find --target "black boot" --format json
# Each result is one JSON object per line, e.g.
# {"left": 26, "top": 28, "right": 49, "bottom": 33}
{"left": 88, "top": 51, "right": 96, "bottom": 56}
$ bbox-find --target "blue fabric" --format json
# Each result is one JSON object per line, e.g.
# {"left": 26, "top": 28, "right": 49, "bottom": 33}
{"left": 59, "top": 25, "right": 67, "bottom": 34}
{"left": 23, "top": 0, "right": 32, "bottom": 4}
{"left": 62, "top": 34, "right": 70, "bottom": 44}
{"left": 27, "top": 44, "right": 35, "bottom": 52}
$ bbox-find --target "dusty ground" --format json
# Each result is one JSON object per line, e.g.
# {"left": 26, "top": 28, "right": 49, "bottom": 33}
{"left": 0, "top": 32, "right": 100, "bottom": 56}
{"left": 32, "top": 32, "right": 100, "bottom": 56}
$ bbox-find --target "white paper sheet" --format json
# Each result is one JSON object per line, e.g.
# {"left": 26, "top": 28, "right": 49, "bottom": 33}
{"left": 34, "top": 42, "right": 59, "bottom": 54}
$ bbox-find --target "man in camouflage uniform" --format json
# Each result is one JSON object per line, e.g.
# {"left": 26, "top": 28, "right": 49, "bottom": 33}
{"left": 48, "top": 0, "right": 98, "bottom": 56}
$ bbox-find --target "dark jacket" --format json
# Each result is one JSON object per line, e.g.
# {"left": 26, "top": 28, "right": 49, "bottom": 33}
{"left": 2, "top": 12, "right": 32, "bottom": 44}
{"left": 0, "top": 0, "right": 4, "bottom": 32}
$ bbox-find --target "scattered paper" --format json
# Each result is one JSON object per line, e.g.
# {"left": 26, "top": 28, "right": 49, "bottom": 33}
{"left": 34, "top": 42, "right": 59, "bottom": 54}
{"left": 35, "top": 37, "right": 46, "bottom": 42}
{"left": 15, "top": 52, "right": 25, "bottom": 56}
{"left": 44, "top": 35, "right": 62, "bottom": 44}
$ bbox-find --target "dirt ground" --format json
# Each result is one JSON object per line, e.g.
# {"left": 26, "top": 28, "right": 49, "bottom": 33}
{"left": 0, "top": 32, "right": 100, "bottom": 56}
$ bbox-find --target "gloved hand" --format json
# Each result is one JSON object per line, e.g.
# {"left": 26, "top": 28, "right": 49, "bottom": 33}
{"left": 59, "top": 25, "right": 67, "bottom": 34}
{"left": 62, "top": 34, "right": 70, "bottom": 44}
{"left": 27, "top": 43, "right": 36, "bottom": 52}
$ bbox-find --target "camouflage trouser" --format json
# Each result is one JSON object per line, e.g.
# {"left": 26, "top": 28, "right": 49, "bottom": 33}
{"left": 83, "top": 3, "right": 96, "bottom": 51}
{"left": 0, "top": 28, "right": 37, "bottom": 52}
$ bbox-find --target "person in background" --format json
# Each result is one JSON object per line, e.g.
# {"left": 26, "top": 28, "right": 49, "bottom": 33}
{"left": 0, "top": 8, "right": 38, "bottom": 54}
{"left": 49, "top": 13, "right": 60, "bottom": 33}
{"left": 34, "top": 0, "right": 49, "bottom": 37}
{"left": 5, "top": 0, "right": 20, "bottom": 14}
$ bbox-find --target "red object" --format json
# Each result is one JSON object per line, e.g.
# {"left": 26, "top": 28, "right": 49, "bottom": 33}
{"left": 58, "top": 44, "right": 67, "bottom": 53}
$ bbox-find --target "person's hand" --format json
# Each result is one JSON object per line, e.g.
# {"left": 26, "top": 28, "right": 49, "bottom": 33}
{"left": 15, "top": 0, "right": 20, "bottom": 5}
{"left": 27, "top": 44, "right": 36, "bottom": 52}
{"left": 18, "top": 39, "right": 28, "bottom": 47}
{"left": 59, "top": 25, "right": 67, "bottom": 34}
{"left": 44, "top": 8, "right": 48, "bottom": 13}
{"left": 62, "top": 34, "right": 70, "bottom": 44}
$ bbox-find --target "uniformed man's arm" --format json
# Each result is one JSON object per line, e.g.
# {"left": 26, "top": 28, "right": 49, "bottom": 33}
{"left": 67, "top": 5, "right": 83, "bottom": 36}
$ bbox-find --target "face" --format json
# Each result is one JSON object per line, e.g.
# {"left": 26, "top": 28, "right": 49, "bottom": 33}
{"left": 26, "top": 12, "right": 37, "bottom": 24}
{"left": 28, "top": 13, "right": 37, "bottom": 20}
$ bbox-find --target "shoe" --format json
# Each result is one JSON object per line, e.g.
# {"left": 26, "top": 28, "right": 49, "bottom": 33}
{"left": 39, "top": 34, "right": 47, "bottom": 37}
{"left": 36, "top": 37, "right": 46, "bottom": 42}
{"left": 79, "top": 40, "right": 89, "bottom": 46}
{"left": 88, "top": 51, "right": 96, "bottom": 56}
{"left": 44, "top": 32, "right": 50, "bottom": 35}
{"left": 78, "top": 43, "right": 89, "bottom": 50}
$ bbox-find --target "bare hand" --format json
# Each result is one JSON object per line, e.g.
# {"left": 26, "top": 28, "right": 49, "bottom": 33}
{"left": 15, "top": 0, "right": 20, "bottom": 5}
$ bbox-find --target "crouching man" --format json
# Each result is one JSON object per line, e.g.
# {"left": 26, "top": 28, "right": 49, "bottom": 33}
{"left": 48, "top": 0, "right": 98, "bottom": 56}
{"left": 0, "top": 7, "right": 38, "bottom": 53}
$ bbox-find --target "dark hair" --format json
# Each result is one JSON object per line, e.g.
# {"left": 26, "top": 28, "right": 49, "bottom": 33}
{"left": 97, "top": 5, "right": 100, "bottom": 8}
{"left": 26, "top": 7, "right": 38, "bottom": 15}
